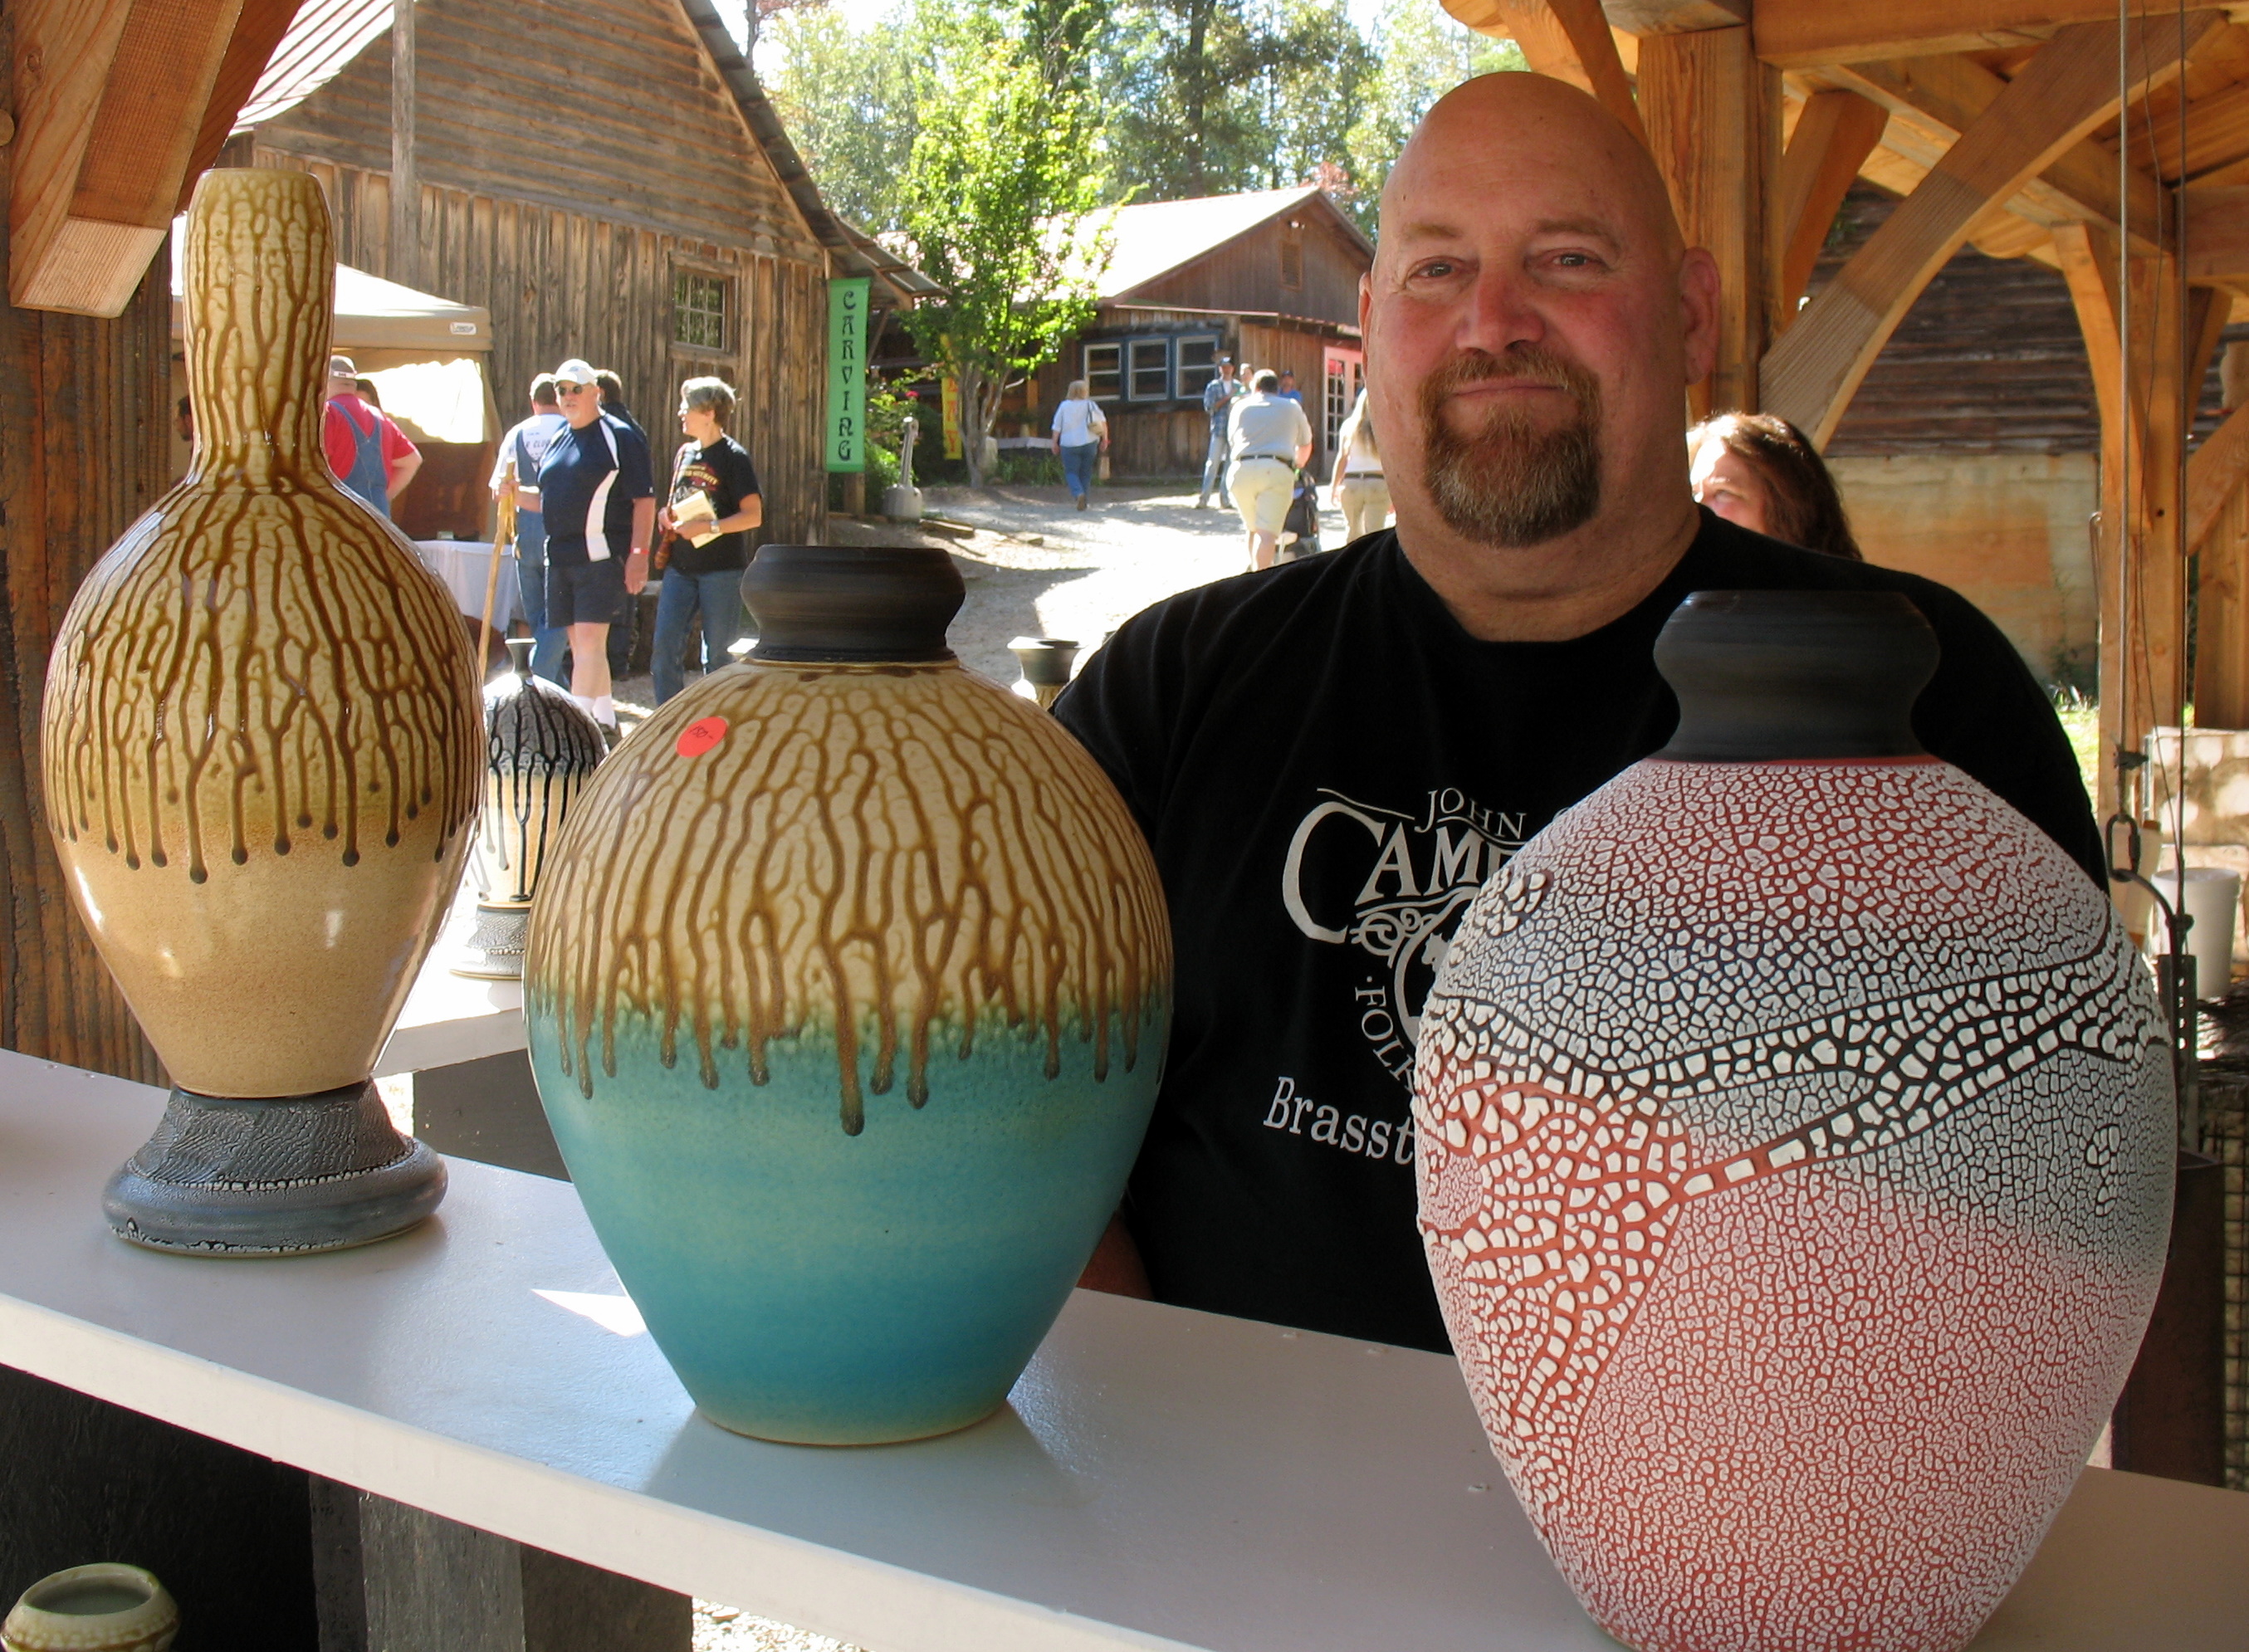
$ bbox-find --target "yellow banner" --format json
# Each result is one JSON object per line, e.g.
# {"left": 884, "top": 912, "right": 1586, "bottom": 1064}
{"left": 941, "top": 377, "right": 962, "bottom": 459}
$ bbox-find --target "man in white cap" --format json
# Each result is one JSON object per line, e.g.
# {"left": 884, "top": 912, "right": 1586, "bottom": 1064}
{"left": 323, "top": 354, "right": 420, "bottom": 516}
{"left": 515, "top": 358, "right": 653, "bottom": 736}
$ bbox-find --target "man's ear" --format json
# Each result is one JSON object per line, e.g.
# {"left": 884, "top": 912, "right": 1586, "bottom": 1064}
{"left": 1358, "top": 270, "right": 1374, "bottom": 340}
{"left": 1677, "top": 248, "right": 1722, "bottom": 387}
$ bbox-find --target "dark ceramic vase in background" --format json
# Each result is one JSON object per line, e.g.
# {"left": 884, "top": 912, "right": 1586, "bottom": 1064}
{"left": 525, "top": 545, "right": 1171, "bottom": 1444}
{"left": 456, "top": 638, "right": 607, "bottom": 980}
{"left": 42, "top": 169, "right": 477, "bottom": 1254}
{"left": 1417, "top": 591, "right": 2173, "bottom": 1652}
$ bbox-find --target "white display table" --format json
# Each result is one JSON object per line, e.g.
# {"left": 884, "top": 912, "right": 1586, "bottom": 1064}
{"left": 374, "top": 884, "right": 523, "bottom": 1078}
{"left": 0, "top": 1048, "right": 2240, "bottom": 1650}
{"left": 416, "top": 537, "right": 516, "bottom": 629}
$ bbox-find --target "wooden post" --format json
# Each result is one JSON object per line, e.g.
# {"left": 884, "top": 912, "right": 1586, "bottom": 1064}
{"left": 2054, "top": 222, "right": 2222, "bottom": 819}
{"left": 2195, "top": 479, "right": 2249, "bottom": 728}
{"left": 0, "top": 28, "right": 164, "bottom": 1084}
{"left": 1638, "top": 25, "right": 1780, "bottom": 417}
{"left": 390, "top": 0, "right": 417, "bottom": 289}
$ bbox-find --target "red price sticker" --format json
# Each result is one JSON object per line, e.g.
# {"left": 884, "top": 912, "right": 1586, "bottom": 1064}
{"left": 676, "top": 716, "right": 729, "bottom": 759}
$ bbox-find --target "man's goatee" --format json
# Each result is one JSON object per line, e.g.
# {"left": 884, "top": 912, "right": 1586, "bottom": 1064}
{"left": 1420, "top": 346, "right": 1603, "bottom": 547}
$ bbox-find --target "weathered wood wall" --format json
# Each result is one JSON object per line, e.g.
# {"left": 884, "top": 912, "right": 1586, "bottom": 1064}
{"left": 242, "top": 0, "right": 830, "bottom": 547}
{"left": 1128, "top": 212, "right": 1366, "bottom": 329}
{"left": 0, "top": 135, "right": 165, "bottom": 1083}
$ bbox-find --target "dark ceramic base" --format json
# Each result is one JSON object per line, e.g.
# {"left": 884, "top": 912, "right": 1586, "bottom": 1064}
{"left": 104, "top": 1082, "right": 447, "bottom": 1255}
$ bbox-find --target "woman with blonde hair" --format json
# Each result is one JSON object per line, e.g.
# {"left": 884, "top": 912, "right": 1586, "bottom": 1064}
{"left": 1687, "top": 411, "right": 1863, "bottom": 560}
{"left": 1050, "top": 378, "right": 1109, "bottom": 510}
{"left": 1328, "top": 389, "right": 1389, "bottom": 542}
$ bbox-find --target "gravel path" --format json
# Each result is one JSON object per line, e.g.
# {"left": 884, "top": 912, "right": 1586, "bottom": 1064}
{"left": 610, "top": 480, "right": 1350, "bottom": 728}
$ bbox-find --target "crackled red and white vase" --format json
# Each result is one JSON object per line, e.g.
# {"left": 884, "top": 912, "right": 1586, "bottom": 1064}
{"left": 1415, "top": 590, "right": 2173, "bottom": 1652}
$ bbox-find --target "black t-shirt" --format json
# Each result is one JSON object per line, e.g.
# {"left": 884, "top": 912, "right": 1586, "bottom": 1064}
{"left": 1053, "top": 512, "right": 2104, "bottom": 1354}
{"left": 667, "top": 436, "right": 762, "bottom": 575}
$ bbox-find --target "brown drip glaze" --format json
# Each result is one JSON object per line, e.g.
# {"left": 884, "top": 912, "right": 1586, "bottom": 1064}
{"left": 528, "top": 660, "right": 1171, "bottom": 1135}
{"left": 45, "top": 174, "right": 476, "bottom": 878}
{"left": 40, "top": 170, "right": 480, "bottom": 1100}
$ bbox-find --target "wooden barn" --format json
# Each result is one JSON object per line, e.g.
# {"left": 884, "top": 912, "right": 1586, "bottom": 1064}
{"left": 1015, "top": 187, "right": 1372, "bottom": 477}
{"left": 222, "top": 0, "right": 930, "bottom": 549}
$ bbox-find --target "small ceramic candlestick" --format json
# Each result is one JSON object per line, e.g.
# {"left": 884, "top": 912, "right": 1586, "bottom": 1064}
{"left": 457, "top": 638, "right": 607, "bottom": 979}
{"left": 2, "top": 1564, "right": 178, "bottom": 1652}
{"left": 1007, "top": 635, "right": 1078, "bottom": 711}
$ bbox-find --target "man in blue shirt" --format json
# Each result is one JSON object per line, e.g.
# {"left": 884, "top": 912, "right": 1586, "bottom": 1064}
{"left": 1195, "top": 355, "right": 1240, "bottom": 510}
{"left": 523, "top": 356, "right": 654, "bottom": 736}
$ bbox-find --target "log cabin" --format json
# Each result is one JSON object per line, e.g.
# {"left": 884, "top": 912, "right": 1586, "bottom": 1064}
{"left": 1014, "top": 186, "right": 1372, "bottom": 477}
{"left": 221, "top": 0, "right": 932, "bottom": 550}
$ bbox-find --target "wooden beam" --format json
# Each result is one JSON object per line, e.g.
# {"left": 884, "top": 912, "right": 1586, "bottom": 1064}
{"left": 2188, "top": 403, "right": 2249, "bottom": 552}
{"left": 1762, "top": 16, "right": 2220, "bottom": 447}
{"left": 1774, "top": 90, "right": 1888, "bottom": 316}
{"left": 2053, "top": 222, "right": 2218, "bottom": 812}
{"left": 7, "top": 0, "right": 298, "bottom": 317}
{"left": 1758, "top": 0, "right": 2224, "bottom": 71}
{"left": 1640, "top": 25, "right": 1779, "bottom": 413}
{"left": 390, "top": 0, "right": 417, "bottom": 289}
{"left": 1440, "top": 0, "right": 1652, "bottom": 146}
{"left": 2193, "top": 465, "right": 2249, "bottom": 726}
{"left": 174, "top": 0, "right": 305, "bottom": 215}
{"left": 1824, "top": 55, "right": 2168, "bottom": 251}
{"left": 1602, "top": 0, "right": 1747, "bottom": 32}
{"left": 2183, "top": 185, "right": 2249, "bottom": 281}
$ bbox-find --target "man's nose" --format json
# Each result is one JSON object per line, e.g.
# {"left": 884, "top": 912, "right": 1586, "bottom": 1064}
{"left": 1458, "top": 264, "right": 1544, "bottom": 355}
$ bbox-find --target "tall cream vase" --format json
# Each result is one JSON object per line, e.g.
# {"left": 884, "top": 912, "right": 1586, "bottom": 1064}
{"left": 42, "top": 169, "right": 479, "bottom": 1254}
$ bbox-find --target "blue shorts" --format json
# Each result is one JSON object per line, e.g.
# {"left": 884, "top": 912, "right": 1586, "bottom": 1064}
{"left": 545, "top": 557, "right": 629, "bottom": 627}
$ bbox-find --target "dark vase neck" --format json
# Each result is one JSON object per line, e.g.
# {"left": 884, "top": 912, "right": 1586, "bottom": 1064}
{"left": 744, "top": 545, "right": 964, "bottom": 663}
{"left": 1653, "top": 590, "right": 1939, "bottom": 762}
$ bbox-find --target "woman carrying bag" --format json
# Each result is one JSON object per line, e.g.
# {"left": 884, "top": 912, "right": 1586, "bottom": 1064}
{"left": 1050, "top": 379, "right": 1109, "bottom": 510}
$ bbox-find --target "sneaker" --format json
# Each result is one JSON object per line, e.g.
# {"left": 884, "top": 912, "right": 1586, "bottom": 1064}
{"left": 1076, "top": 496, "right": 1088, "bottom": 511}
{"left": 1194, "top": 498, "right": 1208, "bottom": 509}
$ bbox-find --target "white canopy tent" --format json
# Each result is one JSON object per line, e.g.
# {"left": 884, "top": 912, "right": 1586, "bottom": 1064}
{"left": 168, "top": 223, "right": 501, "bottom": 537}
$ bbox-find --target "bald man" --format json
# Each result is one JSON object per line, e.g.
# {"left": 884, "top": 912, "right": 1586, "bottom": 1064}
{"left": 1056, "top": 74, "right": 2100, "bottom": 1352}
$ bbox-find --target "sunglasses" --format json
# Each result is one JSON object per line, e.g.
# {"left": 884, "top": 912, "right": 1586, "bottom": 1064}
{"left": 556, "top": 382, "right": 589, "bottom": 393}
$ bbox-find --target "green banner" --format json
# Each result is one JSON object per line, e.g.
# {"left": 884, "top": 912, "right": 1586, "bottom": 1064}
{"left": 825, "top": 276, "right": 871, "bottom": 472}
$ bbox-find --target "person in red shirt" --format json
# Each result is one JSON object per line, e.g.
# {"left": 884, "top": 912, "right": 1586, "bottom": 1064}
{"left": 322, "top": 354, "right": 422, "bottom": 518}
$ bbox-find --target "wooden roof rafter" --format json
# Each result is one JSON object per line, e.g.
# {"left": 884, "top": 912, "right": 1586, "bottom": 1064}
{"left": 9, "top": 0, "right": 306, "bottom": 316}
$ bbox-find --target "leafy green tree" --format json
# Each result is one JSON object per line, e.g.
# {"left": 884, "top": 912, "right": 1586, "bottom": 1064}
{"left": 898, "top": 5, "right": 1113, "bottom": 486}
{"left": 763, "top": 1, "right": 928, "bottom": 232}
{"left": 1341, "top": 0, "right": 1525, "bottom": 235}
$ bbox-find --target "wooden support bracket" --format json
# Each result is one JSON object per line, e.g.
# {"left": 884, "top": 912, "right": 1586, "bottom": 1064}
{"left": 1761, "top": 14, "right": 2222, "bottom": 447}
{"left": 8, "top": 0, "right": 299, "bottom": 317}
{"left": 1825, "top": 53, "right": 2168, "bottom": 254}
{"left": 1440, "top": 0, "right": 1650, "bottom": 148}
{"left": 1774, "top": 90, "right": 1889, "bottom": 318}
{"left": 1755, "top": 0, "right": 2229, "bottom": 71}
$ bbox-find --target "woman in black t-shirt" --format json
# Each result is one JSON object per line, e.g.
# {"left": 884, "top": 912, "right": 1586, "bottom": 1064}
{"left": 651, "top": 376, "right": 764, "bottom": 705}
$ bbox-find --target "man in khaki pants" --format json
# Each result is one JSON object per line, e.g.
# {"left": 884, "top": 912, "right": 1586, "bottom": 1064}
{"left": 1225, "top": 369, "right": 1313, "bottom": 569}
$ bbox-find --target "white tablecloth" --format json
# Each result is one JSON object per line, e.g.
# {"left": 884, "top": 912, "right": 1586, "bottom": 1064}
{"left": 415, "top": 539, "right": 516, "bottom": 630}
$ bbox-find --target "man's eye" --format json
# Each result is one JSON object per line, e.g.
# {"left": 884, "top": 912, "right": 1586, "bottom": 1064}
{"left": 1415, "top": 260, "right": 1459, "bottom": 279}
{"left": 1553, "top": 252, "right": 1594, "bottom": 268}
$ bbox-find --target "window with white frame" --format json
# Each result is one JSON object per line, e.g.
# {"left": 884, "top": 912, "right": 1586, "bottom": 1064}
{"left": 1083, "top": 341, "right": 1122, "bottom": 400}
{"left": 1175, "top": 335, "right": 1220, "bottom": 399}
{"left": 1128, "top": 337, "right": 1172, "bottom": 400}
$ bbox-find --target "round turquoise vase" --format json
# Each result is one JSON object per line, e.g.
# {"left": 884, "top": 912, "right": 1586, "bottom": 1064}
{"left": 525, "top": 545, "right": 1170, "bottom": 1444}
